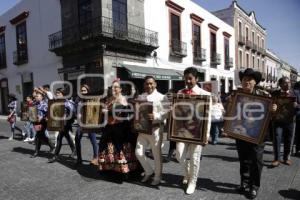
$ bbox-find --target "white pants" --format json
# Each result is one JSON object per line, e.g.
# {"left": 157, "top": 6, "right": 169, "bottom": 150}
{"left": 176, "top": 142, "right": 202, "bottom": 184}
{"left": 135, "top": 128, "right": 162, "bottom": 180}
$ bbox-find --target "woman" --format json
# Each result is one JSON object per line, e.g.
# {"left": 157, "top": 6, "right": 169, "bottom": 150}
{"left": 7, "top": 93, "right": 24, "bottom": 140}
{"left": 210, "top": 95, "right": 225, "bottom": 145}
{"left": 98, "top": 79, "right": 137, "bottom": 175}
{"left": 74, "top": 84, "right": 99, "bottom": 166}
{"left": 23, "top": 95, "right": 36, "bottom": 142}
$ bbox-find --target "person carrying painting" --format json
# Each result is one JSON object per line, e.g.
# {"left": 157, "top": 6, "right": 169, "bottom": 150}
{"left": 74, "top": 84, "right": 99, "bottom": 166}
{"left": 225, "top": 68, "right": 277, "bottom": 199}
{"left": 271, "top": 77, "right": 298, "bottom": 167}
{"left": 210, "top": 95, "right": 225, "bottom": 145}
{"left": 48, "top": 88, "right": 76, "bottom": 163}
{"left": 7, "top": 93, "right": 24, "bottom": 140}
{"left": 175, "top": 67, "right": 212, "bottom": 195}
{"left": 134, "top": 76, "right": 169, "bottom": 186}
{"left": 23, "top": 95, "right": 36, "bottom": 142}
{"left": 32, "top": 92, "right": 55, "bottom": 158}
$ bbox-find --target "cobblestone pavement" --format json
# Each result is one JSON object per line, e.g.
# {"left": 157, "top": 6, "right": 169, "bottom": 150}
{"left": 0, "top": 119, "right": 299, "bottom": 200}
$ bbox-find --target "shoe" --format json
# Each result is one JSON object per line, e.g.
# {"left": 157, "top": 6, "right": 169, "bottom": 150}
{"left": 283, "top": 160, "right": 292, "bottom": 166}
{"left": 271, "top": 160, "right": 280, "bottom": 167}
{"left": 22, "top": 132, "right": 26, "bottom": 137}
{"left": 23, "top": 137, "right": 30, "bottom": 142}
{"left": 48, "top": 156, "right": 57, "bottom": 163}
{"left": 90, "top": 158, "right": 99, "bottom": 166}
{"left": 8, "top": 136, "right": 13, "bottom": 140}
{"left": 28, "top": 138, "right": 35, "bottom": 143}
{"left": 236, "top": 182, "right": 248, "bottom": 193}
{"left": 141, "top": 173, "right": 153, "bottom": 183}
{"left": 182, "top": 176, "right": 189, "bottom": 185}
{"left": 248, "top": 188, "right": 258, "bottom": 199}
{"left": 186, "top": 183, "right": 196, "bottom": 195}
{"left": 31, "top": 152, "right": 38, "bottom": 158}
{"left": 150, "top": 178, "right": 161, "bottom": 186}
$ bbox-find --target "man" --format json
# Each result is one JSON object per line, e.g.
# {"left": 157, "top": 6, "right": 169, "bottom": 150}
{"left": 293, "top": 81, "right": 300, "bottom": 155}
{"left": 271, "top": 77, "right": 297, "bottom": 166}
{"left": 175, "top": 67, "right": 212, "bottom": 195}
{"left": 230, "top": 68, "right": 277, "bottom": 199}
{"left": 135, "top": 76, "right": 168, "bottom": 186}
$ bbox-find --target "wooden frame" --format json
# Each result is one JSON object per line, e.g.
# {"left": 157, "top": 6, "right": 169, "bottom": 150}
{"left": 224, "top": 91, "right": 273, "bottom": 144}
{"left": 168, "top": 94, "right": 210, "bottom": 145}
{"left": 20, "top": 102, "right": 29, "bottom": 121}
{"left": 28, "top": 106, "right": 38, "bottom": 122}
{"left": 133, "top": 100, "right": 153, "bottom": 135}
{"left": 81, "top": 99, "right": 103, "bottom": 133}
{"left": 47, "top": 99, "right": 65, "bottom": 131}
{"left": 273, "top": 96, "right": 296, "bottom": 122}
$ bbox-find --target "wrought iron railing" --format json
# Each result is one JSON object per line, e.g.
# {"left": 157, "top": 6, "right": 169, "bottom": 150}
{"left": 211, "top": 53, "right": 221, "bottom": 65}
{"left": 49, "top": 16, "right": 158, "bottom": 50}
{"left": 193, "top": 46, "right": 206, "bottom": 61}
{"left": 13, "top": 49, "right": 28, "bottom": 65}
{"left": 170, "top": 39, "right": 187, "bottom": 57}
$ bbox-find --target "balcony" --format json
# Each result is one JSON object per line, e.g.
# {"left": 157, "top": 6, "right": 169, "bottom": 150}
{"left": 225, "top": 57, "right": 233, "bottom": 69}
{"left": 238, "top": 35, "right": 245, "bottom": 45}
{"left": 211, "top": 53, "right": 221, "bottom": 66}
{"left": 49, "top": 16, "right": 159, "bottom": 56}
{"left": 193, "top": 46, "right": 206, "bottom": 62}
{"left": 170, "top": 39, "right": 187, "bottom": 57}
{"left": 13, "top": 50, "right": 28, "bottom": 65}
{"left": 246, "top": 39, "right": 252, "bottom": 49}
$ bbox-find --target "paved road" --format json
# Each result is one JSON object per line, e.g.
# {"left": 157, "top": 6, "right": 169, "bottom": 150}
{"left": 0, "top": 119, "right": 299, "bottom": 200}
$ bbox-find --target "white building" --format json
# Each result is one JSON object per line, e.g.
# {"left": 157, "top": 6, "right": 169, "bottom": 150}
{"left": 278, "top": 61, "right": 291, "bottom": 81}
{"left": 122, "top": 0, "right": 235, "bottom": 93}
{"left": 265, "top": 49, "right": 280, "bottom": 89}
{"left": 0, "top": 0, "right": 62, "bottom": 114}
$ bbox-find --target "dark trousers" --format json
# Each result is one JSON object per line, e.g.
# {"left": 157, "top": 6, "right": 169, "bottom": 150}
{"left": 35, "top": 130, "right": 54, "bottom": 154}
{"left": 295, "top": 119, "right": 300, "bottom": 152}
{"left": 54, "top": 126, "right": 75, "bottom": 156}
{"left": 236, "top": 140, "right": 264, "bottom": 189}
{"left": 273, "top": 122, "right": 296, "bottom": 161}
{"left": 75, "top": 127, "right": 99, "bottom": 161}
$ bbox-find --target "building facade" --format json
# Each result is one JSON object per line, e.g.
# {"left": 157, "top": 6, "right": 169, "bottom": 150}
{"left": 264, "top": 49, "right": 280, "bottom": 89}
{"left": 278, "top": 60, "right": 291, "bottom": 81}
{"left": 49, "top": 0, "right": 158, "bottom": 96}
{"left": 120, "top": 0, "right": 235, "bottom": 94}
{"left": 0, "top": 0, "right": 62, "bottom": 114}
{"left": 214, "top": 1, "right": 267, "bottom": 83}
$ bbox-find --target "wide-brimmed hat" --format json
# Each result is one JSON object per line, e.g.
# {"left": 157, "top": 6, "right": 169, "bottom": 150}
{"left": 239, "top": 68, "right": 262, "bottom": 85}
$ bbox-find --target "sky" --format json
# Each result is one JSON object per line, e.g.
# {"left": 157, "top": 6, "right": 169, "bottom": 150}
{"left": 0, "top": 0, "right": 299, "bottom": 71}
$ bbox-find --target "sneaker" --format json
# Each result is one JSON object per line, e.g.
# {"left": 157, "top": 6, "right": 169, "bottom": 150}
{"left": 28, "top": 138, "right": 35, "bottom": 142}
{"left": 24, "top": 137, "right": 30, "bottom": 142}
{"left": 22, "top": 132, "right": 26, "bottom": 137}
{"left": 271, "top": 160, "right": 280, "bottom": 167}
{"left": 186, "top": 183, "right": 196, "bottom": 195}
{"left": 283, "top": 160, "right": 292, "bottom": 166}
{"left": 8, "top": 136, "right": 13, "bottom": 140}
{"left": 182, "top": 176, "right": 189, "bottom": 185}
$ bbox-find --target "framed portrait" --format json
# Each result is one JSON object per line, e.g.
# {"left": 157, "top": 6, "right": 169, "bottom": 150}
{"left": 47, "top": 99, "right": 65, "bottom": 131}
{"left": 20, "top": 102, "right": 29, "bottom": 121}
{"left": 28, "top": 106, "right": 38, "bottom": 122}
{"left": 273, "top": 96, "right": 296, "bottom": 122}
{"left": 224, "top": 91, "right": 273, "bottom": 144}
{"left": 199, "top": 81, "right": 219, "bottom": 95}
{"left": 133, "top": 100, "right": 153, "bottom": 135}
{"left": 168, "top": 94, "right": 211, "bottom": 145}
{"left": 81, "top": 99, "right": 103, "bottom": 133}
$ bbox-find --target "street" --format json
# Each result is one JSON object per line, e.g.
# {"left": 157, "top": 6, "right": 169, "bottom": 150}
{"left": 0, "top": 119, "right": 299, "bottom": 200}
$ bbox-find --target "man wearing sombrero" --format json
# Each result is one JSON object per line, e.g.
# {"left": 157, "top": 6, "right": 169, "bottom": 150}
{"left": 228, "top": 68, "right": 277, "bottom": 199}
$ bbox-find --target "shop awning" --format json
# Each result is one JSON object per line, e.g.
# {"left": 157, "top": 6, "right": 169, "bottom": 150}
{"left": 120, "top": 64, "right": 183, "bottom": 80}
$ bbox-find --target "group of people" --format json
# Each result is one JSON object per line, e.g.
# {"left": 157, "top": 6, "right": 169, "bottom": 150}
{"left": 5, "top": 67, "right": 300, "bottom": 199}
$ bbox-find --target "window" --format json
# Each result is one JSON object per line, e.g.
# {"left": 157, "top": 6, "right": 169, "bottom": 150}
{"left": 245, "top": 27, "right": 249, "bottom": 41}
{"left": 252, "top": 31, "right": 255, "bottom": 44}
{"left": 0, "top": 34, "right": 6, "bottom": 68}
{"left": 193, "top": 23, "right": 201, "bottom": 55}
{"left": 238, "top": 21, "right": 242, "bottom": 37}
{"left": 171, "top": 13, "right": 180, "bottom": 42}
{"left": 112, "top": 0, "right": 127, "bottom": 33}
{"left": 224, "top": 37, "right": 229, "bottom": 65}
{"left": 15, "top": 21, "right": 28, "bottom": 63}
{"left": 257, "top": 58, "right": 260, "bottom": 70}
{"left": 257, "top": 35, "right": 260, "bottom": 48}
{"left": 78, "top": 0, "right": 92, "bottom": 25}
{"left": 252, "top": 55, "right": 255, "bottom": 68}
{"left": 210, "top": 32, "right": 217, "bottom": 62}
{"left": 261, "top": 38, "right": 264, "bottom": 49}
{"left": 246, "top": 53, "right": 249, "bottom": 68}
{"left": 239, "top": 50, "right": 242, "bottom": 68}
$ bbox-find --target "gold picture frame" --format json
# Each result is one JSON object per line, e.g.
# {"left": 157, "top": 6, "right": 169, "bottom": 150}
{"left": 81, "top": 99, "right": 103, "bottom": 133}
{"left": 133, "top": 100, "right": 153, "bottom": 135}
{"left": 47, "top": 99, "right": 65, "bottom": 131}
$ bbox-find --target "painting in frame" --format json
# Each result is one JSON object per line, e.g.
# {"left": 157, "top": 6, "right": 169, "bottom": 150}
{"left": 223, "top": 91, "right": 273, "bottom": 144}
{"left": 28, "top": 106, "right": 38, "bottom": 123}
{"left": 168, "top": 94, "right": 210, "bottom": 145}
{"left": 20, "top": 102, "right": 29, "bottom": 121}
{"left": 133, "top": 100, "right": 153, "bottom": 135}
{"left": 273, "top": 96, "right": 296, "bottom": 122}
{"left": 81, "top": 99, "right": 103, "bottom": 133}
{"left": 47, "top": 99, "right": 65, "bottom": 131}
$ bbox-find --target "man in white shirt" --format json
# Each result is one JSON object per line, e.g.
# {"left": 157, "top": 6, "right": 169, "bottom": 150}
{"left": 176, "top": 67, "right": 212, "bottom": 195}
{"left": 135, "top": 76, "right": 168, "bottom": 186}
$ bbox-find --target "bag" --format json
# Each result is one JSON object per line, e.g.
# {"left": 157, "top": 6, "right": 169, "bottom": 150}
{"left": 7, "top": 115, "right": 16, "bottom": 124}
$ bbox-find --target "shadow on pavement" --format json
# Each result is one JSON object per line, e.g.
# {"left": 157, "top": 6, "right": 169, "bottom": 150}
{"left": 0, "top": 136, "right": 9, "bottom": 139}
{"left": 202, "top": 154, "right": 238, "bottom": 162}
{"left": 278, "top": 189, "right": 300, "bottom": 199}
{"left": 12, "top": 147, "right": 53, "bottom": 159}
